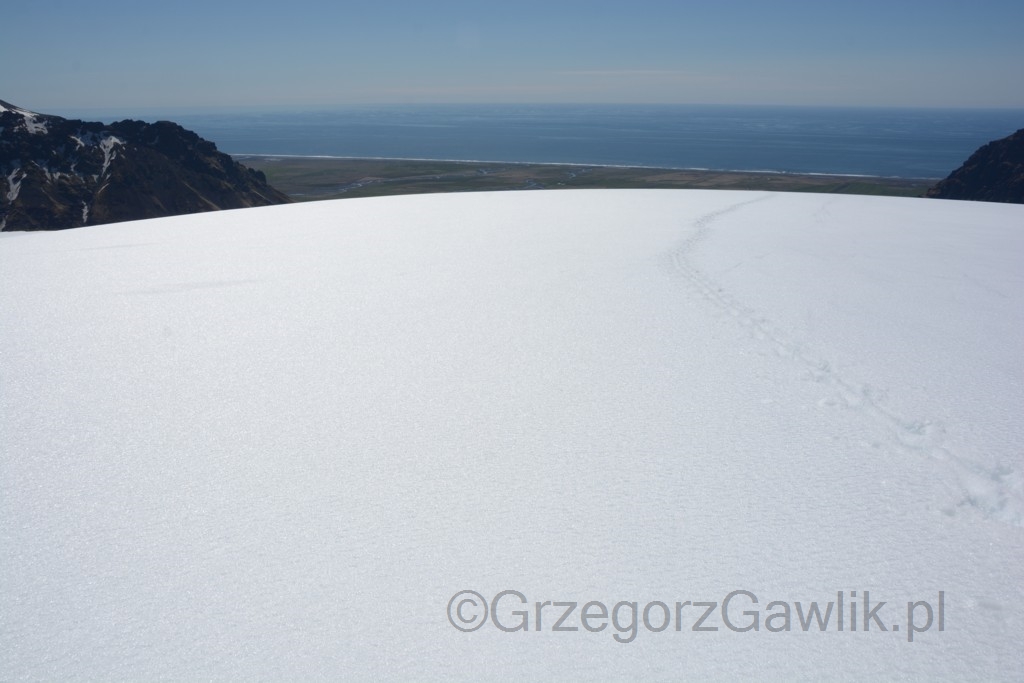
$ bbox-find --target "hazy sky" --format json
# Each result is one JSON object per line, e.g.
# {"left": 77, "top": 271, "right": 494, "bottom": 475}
{"left": 5, "top": 0, "right": 1023, "bottom": 113}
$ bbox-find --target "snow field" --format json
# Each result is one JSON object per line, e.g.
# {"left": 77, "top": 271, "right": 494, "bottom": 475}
{"left": 1, "top": 190, "right": 1022, "bottom": 680}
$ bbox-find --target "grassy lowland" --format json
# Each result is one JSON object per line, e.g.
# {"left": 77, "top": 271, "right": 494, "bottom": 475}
{"left": 237, "top": 156, "right": 936, "bottom": 202}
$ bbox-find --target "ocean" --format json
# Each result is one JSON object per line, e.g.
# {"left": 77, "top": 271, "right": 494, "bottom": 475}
{"left": 73, "top": 104, "right": 1024, "bottom": 178}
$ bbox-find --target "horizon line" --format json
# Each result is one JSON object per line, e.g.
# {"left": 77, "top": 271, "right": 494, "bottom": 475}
{"left": 25, "top": 101, "right": 1024, "bottom": 115}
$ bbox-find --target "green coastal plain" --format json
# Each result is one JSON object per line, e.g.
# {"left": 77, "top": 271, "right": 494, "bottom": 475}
{"left": 237, "top": 156, "right": 936, "bottom": 202}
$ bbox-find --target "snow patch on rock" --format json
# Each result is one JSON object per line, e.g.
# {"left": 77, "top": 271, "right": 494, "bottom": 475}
{"left": 5, "top": 167, "right": 23, "bottom": 201}
{"left": 98, "top": 135, "right": 123, "bottom": 177}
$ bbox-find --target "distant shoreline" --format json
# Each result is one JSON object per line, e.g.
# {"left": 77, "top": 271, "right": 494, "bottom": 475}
{"left": 233, "top": 153, "right": 941, "bottom": 181}
{"left": 236, "top": 155, "right": 938, "bottom": 201}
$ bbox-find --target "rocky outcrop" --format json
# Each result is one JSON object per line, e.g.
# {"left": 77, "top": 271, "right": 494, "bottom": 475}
{"left": 1, "top": 100, "right": 292, "bottom": 231}
{"left": 926, "top": 128, "right": 1024, "bottom": 204}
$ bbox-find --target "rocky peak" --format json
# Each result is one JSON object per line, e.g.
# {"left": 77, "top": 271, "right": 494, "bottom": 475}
{"left": 1, "top": 101, "right": 292, "bottom": 231}
{"left": 926, "top": 128, "right": 1024, "bottom": 204}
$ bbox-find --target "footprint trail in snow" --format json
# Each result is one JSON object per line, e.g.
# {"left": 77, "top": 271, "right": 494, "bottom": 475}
{"left": 666, "top": 194, "right": 1023, "bottom": 528}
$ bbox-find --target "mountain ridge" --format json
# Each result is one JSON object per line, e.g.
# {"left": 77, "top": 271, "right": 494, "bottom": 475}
{"left": 0, "top": 100, "right": 291, "bottom": 231}
{"left": 926, "top": 127, "right": 1024, "bottom": 204}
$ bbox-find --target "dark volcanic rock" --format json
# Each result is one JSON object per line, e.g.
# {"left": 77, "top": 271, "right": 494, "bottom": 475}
{"left": 0, "top": 99, "right": 292, "bottom": 231}
{"left": 926, "top": 128, "right": 1024, "bottom": 204}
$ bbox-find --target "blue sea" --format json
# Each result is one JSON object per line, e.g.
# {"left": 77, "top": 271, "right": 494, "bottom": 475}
{"left": 73, "top": 104, "right": 1024, "bottom": 178}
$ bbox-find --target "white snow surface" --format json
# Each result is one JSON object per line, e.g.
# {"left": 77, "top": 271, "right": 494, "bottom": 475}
{"left": 1, "top": 190, "right": 1022, "bottom": 681}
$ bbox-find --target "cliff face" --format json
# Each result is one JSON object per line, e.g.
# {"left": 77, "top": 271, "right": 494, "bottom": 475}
{"left": 1, "top": 100, "right": 292, "bottom": 231}
{"left": 926, "top": 128, "right": 1024, "bottom": 204}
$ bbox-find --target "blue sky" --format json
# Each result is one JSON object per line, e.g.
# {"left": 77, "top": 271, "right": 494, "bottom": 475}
{"left": 5, "top": 0, "right": 1023, "bottom": 113}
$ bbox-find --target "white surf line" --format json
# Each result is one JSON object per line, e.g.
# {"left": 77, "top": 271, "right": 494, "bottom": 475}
{"left": 231, "top": 154, "right": 930, "bottom": 180}
{"left": 667, "top": 194, "right": 1023, "bottom": 528}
